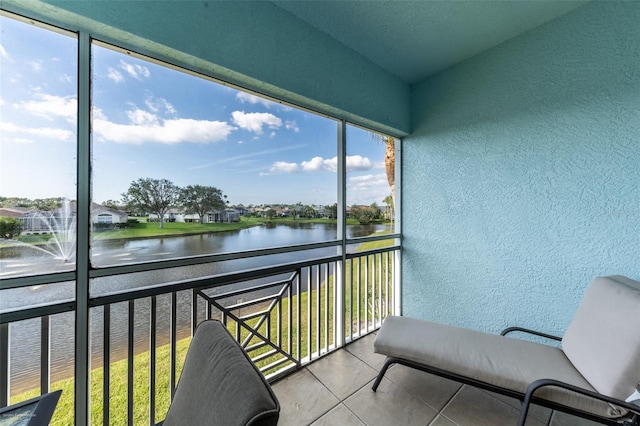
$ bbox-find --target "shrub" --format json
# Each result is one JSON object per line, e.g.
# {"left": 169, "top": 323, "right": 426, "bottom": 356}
{"left": 0, "top": 217, "right": 22, "bottom": 239}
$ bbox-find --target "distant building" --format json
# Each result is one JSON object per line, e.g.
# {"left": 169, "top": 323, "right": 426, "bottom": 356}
{"left": 154, "top": 208, "right": 240, "bottom": 223}
{"left": 0, "top": 207, "right": 34, "bottom": 218}
{"left": 91, "top": 203, "right": 129, "bottom": 225}
{"left": 15, "top": 203, "right": 128, "bottom": 234}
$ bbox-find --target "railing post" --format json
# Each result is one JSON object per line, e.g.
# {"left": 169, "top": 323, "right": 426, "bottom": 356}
{"left": 40, "top": 316, "right": 51, "bottom": 394}
{"left": 335, "top": 119, "right": 347, "bottom": 347}
{"left": 0, "top": 323, "right": 9, "bottom": 407}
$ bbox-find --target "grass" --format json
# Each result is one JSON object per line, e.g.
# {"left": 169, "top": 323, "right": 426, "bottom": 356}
{"left": 8, "top": 236, "right": 396, "bottom": 425}
{"left": 88, "top": 216, "right": 386, "bottom": 241}
{"left": 91, "top": 216, "right": 264, "bottom": 240}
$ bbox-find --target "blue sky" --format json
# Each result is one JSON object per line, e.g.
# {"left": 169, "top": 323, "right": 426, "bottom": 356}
{"left": 0, "top": 15, "right": 392, "bottom": 207}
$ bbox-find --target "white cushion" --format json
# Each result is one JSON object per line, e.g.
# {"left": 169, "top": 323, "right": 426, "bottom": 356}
{"left": 562, "top": 275, "right": 640, "bottom": 400}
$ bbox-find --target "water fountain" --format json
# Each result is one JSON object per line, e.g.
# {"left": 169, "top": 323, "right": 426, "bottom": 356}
{"left": 4, "top": 198, "right": 77, "bottom": 263}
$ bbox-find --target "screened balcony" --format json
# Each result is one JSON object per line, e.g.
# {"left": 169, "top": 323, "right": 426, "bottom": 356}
{"left": 1, "top": 1, "right": 638, "bottom": 425}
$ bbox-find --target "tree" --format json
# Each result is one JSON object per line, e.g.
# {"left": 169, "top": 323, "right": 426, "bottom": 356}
{"left": 372, "top": 134, "right": 396, "bottom": 206}
{"left": 180, "top": 185, "right": 226, "bottom": 224}
{"left": 265, "top": 208, "right": 277, "bottom": 221}
{"left": 102, "top": 199, "right": 121, "bottom": 210}
{"left": 303, "top": 205, "right": 317, "bottom": 219}
{"left": 351, "top": 203, "right": 382, "bottom": 225}
{"left": 383, "top": 194, "right": 394, "bottom": 221}
{"left": 0, "top": 217, "right": 22, "bottom": 239}
{"left": 327, "top": 203, "right": 338, "bottom": 219}
{"left": 121, "top": 178, "right": 180, "bottom": 228}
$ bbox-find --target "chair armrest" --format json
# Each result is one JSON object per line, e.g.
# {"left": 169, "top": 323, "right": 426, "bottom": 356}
{"left": 518, "top": 378, "right": 640, "bottom": 426}
{"left": 500, "top": 326, "right": 562, "bottom": 342}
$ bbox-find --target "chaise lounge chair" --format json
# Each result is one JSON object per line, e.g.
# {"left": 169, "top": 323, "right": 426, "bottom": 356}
{"left": 372, "top": 275, "right": 640, "bottom": 425}
{"left": 159, "top": 320, "right": 280, "bottom": 426}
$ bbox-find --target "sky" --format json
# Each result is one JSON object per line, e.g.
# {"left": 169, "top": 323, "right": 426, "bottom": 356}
{"left": 0, "top": 15, "right": 392, "bottom": 207}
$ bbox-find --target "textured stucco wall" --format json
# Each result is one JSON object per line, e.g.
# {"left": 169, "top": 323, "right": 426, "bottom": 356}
{"left": 2, "top": 0, "right": 409, "bottom": 136}
{"left": 403, "top": 1, "right": 640, "bottom": 335}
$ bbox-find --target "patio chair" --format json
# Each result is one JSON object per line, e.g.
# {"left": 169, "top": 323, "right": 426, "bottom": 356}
{"left": 372, "top": 275, "right": 640, "bottom": 425}
{"left": 159, "top": 320, "right": 280, "bottom": 426}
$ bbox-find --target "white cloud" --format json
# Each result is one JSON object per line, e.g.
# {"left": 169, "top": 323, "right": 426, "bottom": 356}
{"left": 189, "top": 144, "right": 305, "bottom": 170}
{"left": 347, "top": 173, "right": 390, "bottom": 195}
{"left": 300, "top": 155, "right": 373, "bottom": 173}
{"left": 30, "top": 60, "right": 42, "bottom": 71}
{"left": 107, "top": 67, "right": 124, "bottom": 83}
{"left": 236, "top": 92, "right": 274, "bottom": 108}
{"left": 0, "top": 44, "right": 11, "bottom": 61}
{"left": 93, "top": 112, "right": 235, "bottom": 145}
{"left": 231, "top": 111, "right": 282, "bottom": 134}
{"left": 347, "top": 173, "right": 390, "bottom": 204}
{"left": 301, "top": 156, "right": 325, "bottom": 171}
{"left": 285, "top": 120, "right": 299, "bottom": 132}
{"left": 145, "top": 97, "right": 176, "bottom": 115}
{"left": 126, "top": 108, "right": 160, "bottom": 126}
{"left": 0, "top": 121, "right": 73, "bottom": 141}
{"left": 349, "top": 173, "right": 387, "bottom": 187}
{"left": 118, "top": 59, "right": 150, "bottom": 80}
{"left": 270, "top": 161, "right": 299, "bottom": 173}
{"left": 60, "top": 73, "right": 73, "bottom": 84}
{"left": 346, "top": 155, "right": 373, "bottom": 171}
{"left": 18, "top": 94, "right": 77, "bottom": 122}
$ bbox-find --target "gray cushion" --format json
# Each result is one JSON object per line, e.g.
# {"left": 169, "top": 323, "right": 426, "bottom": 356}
{"left": 163, "top": 320, "right": 280, "bottom": 426}
{"left": 375, "top": 315, "right": 625, "bottom": 418}
{"left": 562, "top": 275, "right": 640, "bottom": 401}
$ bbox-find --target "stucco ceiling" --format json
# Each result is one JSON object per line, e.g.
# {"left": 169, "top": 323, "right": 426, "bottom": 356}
{"left": 272, "top": 1, "right": 588, "bottom": 84}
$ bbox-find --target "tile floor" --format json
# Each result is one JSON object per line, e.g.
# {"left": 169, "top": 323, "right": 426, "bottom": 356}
{"left": 271, "top": 333, "right": 602, "bottom": 426}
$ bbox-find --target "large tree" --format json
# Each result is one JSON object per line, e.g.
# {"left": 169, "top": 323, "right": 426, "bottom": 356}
{"left": 122, "top": 178, "right": 180, "bottom": 228}
{"left": 180, "top": 184, "right": 226, "bottom": 224}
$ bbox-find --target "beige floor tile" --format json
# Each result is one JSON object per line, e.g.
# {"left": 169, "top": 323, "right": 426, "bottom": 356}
{"left": 442, "top": 386, "right": 545, "bottom": 426}
{"left": 272, "top": 368, "right": 339, "bottom": 426}
{"left": 385, "top": 364, "right": 462, "bottom": 411}
{"left": 483, "top": 389, "right": 552, "bottom": 424}
{"left": 311, "top": 403, "right": 366, "bottom": 426}
{"left": 308, "top": 349, "right": 378, "bottom": 400}
{"left": 429, "top": 414, "right": 459, "bottom": 426}
{"left": 549, "top": 410, "right": 605, "bottom": 426}
{"left": 345, "top": 332, "right": 387, "bottom": 371}
{"left": 345, "top": 377, "right": 437, "bottom": 426}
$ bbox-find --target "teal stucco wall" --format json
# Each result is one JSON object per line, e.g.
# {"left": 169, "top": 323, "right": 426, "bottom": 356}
{"left": 4, "top": 0, "right": 409, "bottom": 136}
{"left": 402, "top": 1, "right": 640, "bottom": 334}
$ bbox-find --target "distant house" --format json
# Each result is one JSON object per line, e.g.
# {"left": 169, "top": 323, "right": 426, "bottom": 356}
{"left": 183, "top": 213, "right": 201, "bottom": 223}
{"left": 233, "top": 205, "right": 249, "bottom": 216}
{"left": 148, "top": 208, "right": 184, "bottom": 223}
{"left": 0, "top": 207, "right": 34, "bottom": 218}
{"left": 91, "top": 203, "right": 128, "bottom": 224}
{"left": 19, "top": 207, "right": 76, "bottom": 234}
{"left": 204, "top": 209, "right": 241, "bottom": 223}
{"left": 272, "top": 207, "right": 289, "bottom": 217}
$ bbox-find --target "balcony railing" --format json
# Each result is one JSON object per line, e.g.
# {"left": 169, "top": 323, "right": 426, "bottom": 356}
{"left": 0, "top": 240, "right": 400, "bottom": 425}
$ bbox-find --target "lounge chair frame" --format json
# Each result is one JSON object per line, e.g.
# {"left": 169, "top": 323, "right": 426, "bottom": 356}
{"left": 372, "top": 325, "right": 640, "bottom": 426}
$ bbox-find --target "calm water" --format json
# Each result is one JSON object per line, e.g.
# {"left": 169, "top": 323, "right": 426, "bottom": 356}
{"left": 1, "top": 222, "right": 389, "bottom": 394}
